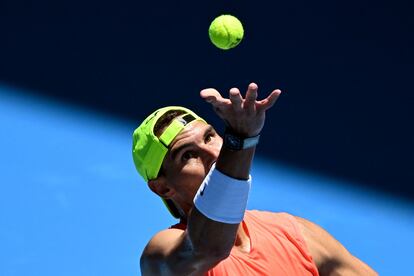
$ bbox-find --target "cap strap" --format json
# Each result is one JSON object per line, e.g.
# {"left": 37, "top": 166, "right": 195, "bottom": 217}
{"left": 159, "top": 114, "right": 196, "bottom": 146}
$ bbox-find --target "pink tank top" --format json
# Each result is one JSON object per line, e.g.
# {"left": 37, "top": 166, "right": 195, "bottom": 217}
{"left": 170, "top": 210, "right": 319, "bottom": 275}
{"left": 206, "top": 210, "right": 319, "bottom": 275}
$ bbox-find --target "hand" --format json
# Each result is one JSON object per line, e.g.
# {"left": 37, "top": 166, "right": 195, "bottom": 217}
{"left": 200, "top": 83, "right": 281, "bottom": 137}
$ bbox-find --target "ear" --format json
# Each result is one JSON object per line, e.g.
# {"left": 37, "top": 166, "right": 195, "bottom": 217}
{"left": 148, "top": 176, "right": 176, "bottom": 199}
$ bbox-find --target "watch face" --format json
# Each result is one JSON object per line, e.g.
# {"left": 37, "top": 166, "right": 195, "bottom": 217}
{"left": 226, "top": 134, "right": 242, "bottom": 149}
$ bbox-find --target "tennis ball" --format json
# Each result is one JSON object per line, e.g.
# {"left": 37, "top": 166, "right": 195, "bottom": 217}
{"left": 208, "top": 15, "right": 244, "bottom": 50}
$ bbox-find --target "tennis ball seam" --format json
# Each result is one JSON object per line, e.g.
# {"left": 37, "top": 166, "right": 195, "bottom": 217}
{"left": 221, "top": 18, "right": 232, "bottom": 49}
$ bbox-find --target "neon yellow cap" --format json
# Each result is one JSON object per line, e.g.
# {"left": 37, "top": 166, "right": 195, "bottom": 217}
{"left": 132, "top": 106, "right": 206, "bottom": 218}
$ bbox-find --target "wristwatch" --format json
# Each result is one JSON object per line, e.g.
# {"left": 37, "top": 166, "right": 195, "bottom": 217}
{"left": 223, "top": 128, "right": 260, "bottom": 151}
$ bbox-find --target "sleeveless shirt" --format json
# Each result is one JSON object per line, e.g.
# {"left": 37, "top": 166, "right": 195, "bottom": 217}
{"left": 172, "top": 210, "right": 319, "bottom": 275}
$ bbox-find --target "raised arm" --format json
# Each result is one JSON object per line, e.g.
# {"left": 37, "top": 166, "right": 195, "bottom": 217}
{"left": 140, "top": 83, "right": 281, "bottom": 275}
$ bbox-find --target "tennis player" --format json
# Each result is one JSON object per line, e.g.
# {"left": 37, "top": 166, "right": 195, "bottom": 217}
{"left": 132, "top": 83, "right": 377, "bottom": 275}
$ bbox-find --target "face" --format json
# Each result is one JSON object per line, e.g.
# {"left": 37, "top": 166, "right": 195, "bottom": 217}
{"left": 150, "top": 121, "right": 222, "bottom": 213}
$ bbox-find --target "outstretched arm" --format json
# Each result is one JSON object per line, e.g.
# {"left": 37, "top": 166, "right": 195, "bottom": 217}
{"left": 140, "top": 83, "right": 281, "bottom": 275}
{"left": 295, "top": 216, "right": 378, "bottom": 276}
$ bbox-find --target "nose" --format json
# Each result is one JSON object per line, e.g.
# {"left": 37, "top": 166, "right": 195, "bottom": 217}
{"left": 200, "top": 143, "right": 221, "bottom": 171}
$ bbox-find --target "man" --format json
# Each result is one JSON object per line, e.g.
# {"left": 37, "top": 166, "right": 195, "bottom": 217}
{"left": 132, "top": 83, "right": 377, "bottom": 275}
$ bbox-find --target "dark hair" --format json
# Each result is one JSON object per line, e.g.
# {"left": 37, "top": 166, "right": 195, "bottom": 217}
{"left": 153, "top": 109, "right": 186, "bottom": 137}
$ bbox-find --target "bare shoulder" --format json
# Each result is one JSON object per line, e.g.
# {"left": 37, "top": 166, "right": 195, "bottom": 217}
{"left": 294, "top": 216, "right": 378, "bottom": 276}
{"left": 140, "top": 228, "right": 186, "bottom": 275}
{"left": 143, "top": 228, "right": 186, "bottom": 256}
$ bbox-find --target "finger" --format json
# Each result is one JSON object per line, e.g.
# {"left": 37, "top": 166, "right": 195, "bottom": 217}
{"left": 257, "top": 89, "right": 282, "bottom": 112}
{"left": 200, "top": 88, "right": 230, "bottom": 107}
{"left": 229, "top": 88, "right": 243, "bottom": 111}
{"left": 243, "top": 83, "right": 258, "bottom": 113}
{"left": 200, "top": 88, "right": 222, "bottom": 103}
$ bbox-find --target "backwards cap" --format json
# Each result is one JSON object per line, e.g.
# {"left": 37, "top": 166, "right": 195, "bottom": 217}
{"left": 132, "top": 106, "right": 206, "bottom": 218}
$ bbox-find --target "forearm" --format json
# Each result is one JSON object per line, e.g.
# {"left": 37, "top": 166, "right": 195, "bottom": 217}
{"left": 216, "top": 146, "right": 255, "bottom": 180}
{"left": 186, "top": 209, "right": 239, "bottom": 266}
{"left": 185, "top": 146, "right": 255, "bottom": 264}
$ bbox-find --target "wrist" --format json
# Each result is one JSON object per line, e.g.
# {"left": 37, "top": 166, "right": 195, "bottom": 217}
{"left": 193, "top": 163, "right": 251, "bottom": 224}
{"left": 216, "top": 146, "right": 255, "bottom": 180}
{"left": 223, "top": 127, "right": 260, "bottom": 151}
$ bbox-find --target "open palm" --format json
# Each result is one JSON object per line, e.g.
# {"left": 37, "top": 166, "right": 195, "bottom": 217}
{"left": 200, "top": 83, "right": 282, "bottom": 137}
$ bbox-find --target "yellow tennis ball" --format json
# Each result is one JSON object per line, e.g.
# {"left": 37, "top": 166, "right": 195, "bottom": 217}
{"left": 208, "top": 15, "right": 244, "bottom": 50}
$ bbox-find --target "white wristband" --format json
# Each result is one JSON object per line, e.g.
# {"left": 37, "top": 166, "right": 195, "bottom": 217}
{"left": 193, "top": 163, "right": 251, "bottom": 224}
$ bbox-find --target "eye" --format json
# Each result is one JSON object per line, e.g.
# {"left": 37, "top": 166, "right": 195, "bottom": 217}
{"left": 181, "top": 151, "right": 196, "bottom": 162}
{"left": 205, "top": 133, "right": 214, "bottom": 143}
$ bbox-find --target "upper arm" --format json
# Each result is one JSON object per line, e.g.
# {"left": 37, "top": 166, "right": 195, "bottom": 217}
{"left": 294, "top": 216, "right": 378, "bottom": 276}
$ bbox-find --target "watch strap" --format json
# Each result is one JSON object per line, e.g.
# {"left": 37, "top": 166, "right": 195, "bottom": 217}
{"left": 223, "top": 128, "right": 260, "bottom": 150}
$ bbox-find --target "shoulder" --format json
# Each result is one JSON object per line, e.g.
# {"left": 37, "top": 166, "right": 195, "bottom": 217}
{"left": 294, "top": 216, "right": 378, "bottom": 275}
{"left": 293, "top": 216, "right": 338, "bottom": 269}
{"left": 142, "top": 228, "right": 185, "bottom": 258}
{"left": 140, "top": 228, "right": 186, "bottom": 274}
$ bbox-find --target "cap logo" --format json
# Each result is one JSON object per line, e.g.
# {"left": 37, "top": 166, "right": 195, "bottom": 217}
{"left": 177, "top": 114, "right": 196, "bottom": 126}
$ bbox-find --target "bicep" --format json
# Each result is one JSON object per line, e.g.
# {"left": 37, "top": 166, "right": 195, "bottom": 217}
{"left": 295, "top": 216, "right": 378, "bottom": 276}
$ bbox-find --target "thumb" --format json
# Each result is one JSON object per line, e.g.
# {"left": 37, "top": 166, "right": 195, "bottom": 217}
{"left": 200, "top": 88, "right": 222, "bottom": 103}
